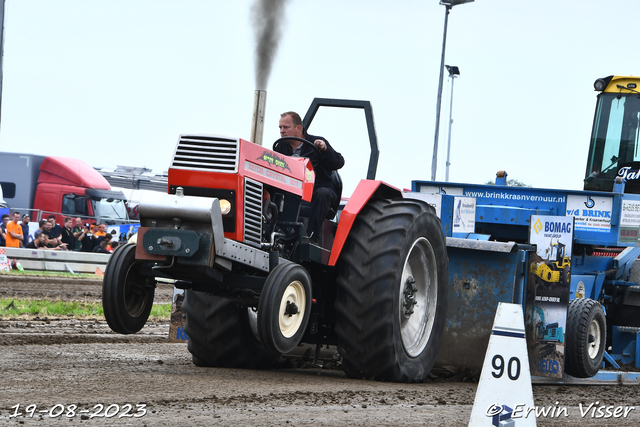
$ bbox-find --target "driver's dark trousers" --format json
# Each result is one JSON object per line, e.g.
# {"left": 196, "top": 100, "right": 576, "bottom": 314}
{"left": 306, "top": 187, "right": 337, "bottom": 239}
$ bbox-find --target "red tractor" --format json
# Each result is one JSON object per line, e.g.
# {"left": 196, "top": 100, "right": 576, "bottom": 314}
{"left": 102, "top": 100, "right": 448, "bottom": 382}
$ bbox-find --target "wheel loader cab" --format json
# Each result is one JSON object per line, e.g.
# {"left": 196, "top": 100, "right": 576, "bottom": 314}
{"left": 584, "top": 76, "right": 640, "bottom": 193}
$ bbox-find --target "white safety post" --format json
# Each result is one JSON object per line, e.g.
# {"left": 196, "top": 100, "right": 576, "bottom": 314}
{"left": 469, "top": 302, "right": 536, "bottom": 426}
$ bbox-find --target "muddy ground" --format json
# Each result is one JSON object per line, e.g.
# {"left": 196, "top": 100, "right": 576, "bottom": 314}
{"left": 1, "top": 275, "right": 640, "bottom": 426}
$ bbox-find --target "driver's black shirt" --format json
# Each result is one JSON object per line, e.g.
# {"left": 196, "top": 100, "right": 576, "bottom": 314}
{"left": 274, "top": 132, "right": 345, "bottom": 190}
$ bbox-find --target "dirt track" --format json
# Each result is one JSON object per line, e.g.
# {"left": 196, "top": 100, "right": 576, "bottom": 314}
{"left": 1, "top": 275, "right": 640, "bottom": 426}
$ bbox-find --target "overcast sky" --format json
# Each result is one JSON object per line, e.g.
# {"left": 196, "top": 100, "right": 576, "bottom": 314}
{"left": 0, "top": 0, "right": 637, "bottom": 196}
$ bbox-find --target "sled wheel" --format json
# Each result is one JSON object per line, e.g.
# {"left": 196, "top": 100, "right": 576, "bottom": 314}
{"left": 257, "top": 263, "right": 312, "bottom": 354}
{"left": 335, "top": 198, "right": 448, "bottom": 382}
{"left": 565, "top": 298, "right": 606, "bottom": 378}
{"left": 102, "top": 243, "right": 155, "bottom": 334}
{"left": 183, "top": 290, "right": 279, "bottom": 368}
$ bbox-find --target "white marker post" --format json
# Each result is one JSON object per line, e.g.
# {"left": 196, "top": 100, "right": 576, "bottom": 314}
{"left": 469, "top": 303, "right": 536, "bottom": 427}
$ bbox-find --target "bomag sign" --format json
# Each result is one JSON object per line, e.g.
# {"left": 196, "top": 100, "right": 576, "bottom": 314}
{"left": 533, "top": 218, "right": 572, "bottom": 237}
{"left": 544, "top": 221, "right": 572, "bottom": 234}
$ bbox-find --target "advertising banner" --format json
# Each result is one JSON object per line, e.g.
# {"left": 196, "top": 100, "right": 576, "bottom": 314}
{"left": 566, "top": 194, "right": 612, "bottom": 233}
{"left": 106, "top": 223, "right": 141, "bottom": 244}
{"left": 526, "top": 215, "right": 574, "bottom": 378}
{"left": 0, "top": 248, "right": 10, "bottom": 272}
{"left": 453, "top": 196, "right": 475, "bottom": 235}
{"left": 169, "top": 287, "right": 188, "bottom": 343}
{"left": 620, "top": 199, "right": 640, "bottom": 243}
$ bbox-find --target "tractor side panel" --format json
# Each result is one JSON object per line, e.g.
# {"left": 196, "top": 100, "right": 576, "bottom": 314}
{"left": 240, "top": 140, "right": 315, "bottom": 202}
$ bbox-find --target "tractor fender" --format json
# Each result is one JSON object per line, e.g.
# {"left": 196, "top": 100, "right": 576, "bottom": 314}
{"left": 328, "top": 180, "right": 402, "bottom": 266}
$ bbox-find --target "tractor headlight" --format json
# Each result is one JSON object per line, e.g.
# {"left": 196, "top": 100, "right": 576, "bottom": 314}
{"left": 219, "top": 199, "right": 231, "bottom": 215}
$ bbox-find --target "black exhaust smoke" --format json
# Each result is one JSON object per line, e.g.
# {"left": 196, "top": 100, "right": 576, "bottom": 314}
{"left": 249, "top": 0, "right": 290, "bottom": 145}
{"left": 251, "top": 0, "right": 290, "bottom": 91}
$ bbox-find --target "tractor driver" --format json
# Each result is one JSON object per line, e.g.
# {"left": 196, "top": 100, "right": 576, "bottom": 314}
{"left": 275, "top": 111, "right": 345, "bottom": 242}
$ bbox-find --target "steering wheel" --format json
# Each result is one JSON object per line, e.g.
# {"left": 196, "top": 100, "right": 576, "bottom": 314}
{"left": 273, "top": 137, "right": 324, "bottom": 168}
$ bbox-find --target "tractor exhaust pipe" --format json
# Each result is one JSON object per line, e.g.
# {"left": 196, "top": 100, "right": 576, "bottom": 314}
{"left": 250, "top": 89, "right": 267, "bottom": 146}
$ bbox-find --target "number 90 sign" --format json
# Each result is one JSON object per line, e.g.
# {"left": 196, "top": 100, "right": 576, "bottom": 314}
{"left": 491, "top": 355, "right": 521, "bottom": 381}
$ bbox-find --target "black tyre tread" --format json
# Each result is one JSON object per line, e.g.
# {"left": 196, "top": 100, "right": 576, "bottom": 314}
{"left": 565, "top": 298, "right": 606, "bottom": 378}
{"left": 334, "top": 198, "right": 448, "bottom": 382}
{"left": 102, "top": 243, "right": 154, "bottom": 334}
{"left": 102, "top": 243, "right": 127, "bottom": 333}
{"left": 183, "top": 289, "right": 279, "bottom": 369}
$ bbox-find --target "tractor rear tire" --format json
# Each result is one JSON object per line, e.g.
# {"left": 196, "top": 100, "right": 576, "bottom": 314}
{"left": 335, "top": 198, "right": 448, "bottom": 382}
{"left": 102, "top": 243, "right": 155, "bottom": 334}
{"left": 182, "top": 289, "right": 280, "bottom": 369}
{"left": 565, "top": 298, "right": 606, "bottom": 378}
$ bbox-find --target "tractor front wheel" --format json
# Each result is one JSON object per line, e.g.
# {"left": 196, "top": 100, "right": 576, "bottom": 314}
{"left": 335, "top": 198, "right": 448, "bottom": 382}
{"left": 257, "top": 263, "right": 313, "bottom": 354}
{"left": 565, "top": 298, "right": 606, "bottom": 378}
{"left": 102, "top": 243, "right": 155, "bottom": 334}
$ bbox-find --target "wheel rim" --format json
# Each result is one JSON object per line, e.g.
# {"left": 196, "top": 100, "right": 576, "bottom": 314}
{"left": 399, "top": 237, "right": 438, "bottom": 358}
{"left": 278, "top": 280, "right": 306, "bottom": 338}
{"left": 587, "top": 317, "right": 602, "bottom": 359}
{"left": 123, "top": 262, "right": 150, "bottom": 318}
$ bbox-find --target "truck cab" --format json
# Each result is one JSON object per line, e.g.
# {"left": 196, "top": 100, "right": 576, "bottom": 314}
{"left": 0, "top": 153, "right": 129, "bottom": 224}
{"left": 0, "top": 185, "right": 8, "bottom": 218}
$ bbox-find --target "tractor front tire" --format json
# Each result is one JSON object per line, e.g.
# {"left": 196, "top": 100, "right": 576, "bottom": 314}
{"left": 335, "top": 198, "right": 448, "bottom": 382}
{"left": 102, "top": 243, "right": 155, "bottom": 334}
{"left": 565, "top": 298, "right": 606, "bottom": 378}
{"left": 257, "top": 263, "right": 312, "bottom": 354}
{"left": 182, "top": 289, "right": 280, "bottom": 369}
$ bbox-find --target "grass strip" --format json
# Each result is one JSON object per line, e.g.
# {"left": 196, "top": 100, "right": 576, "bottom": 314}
{"left": 0, "top": 298, "right": 171, "bottom": 319}
{"left": 0, "top": 270, "right": 98, "bottom": 278}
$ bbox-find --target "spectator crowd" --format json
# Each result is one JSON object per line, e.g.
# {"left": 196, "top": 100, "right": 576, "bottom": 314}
{"left": 0, "top": 213, "right": 120, "bottom": 253}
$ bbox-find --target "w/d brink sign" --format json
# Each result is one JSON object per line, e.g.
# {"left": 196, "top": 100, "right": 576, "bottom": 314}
{"left": 469, "top": 303, "right": 536, "bottom": 426}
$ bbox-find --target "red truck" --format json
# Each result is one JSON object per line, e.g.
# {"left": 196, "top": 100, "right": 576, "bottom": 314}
{"left": 0, "top": 152, "right": 129, "bottom": 225}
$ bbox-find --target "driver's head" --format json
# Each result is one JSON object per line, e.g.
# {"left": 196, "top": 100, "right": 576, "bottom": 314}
{"left": 279, "top": 112, "right": 304, "bottom": 139}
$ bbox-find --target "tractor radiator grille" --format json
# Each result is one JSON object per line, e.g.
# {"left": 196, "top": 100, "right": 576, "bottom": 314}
{"left": 243, "top": 178, "right": 263, "bottom": 248}
{"left": 171, "top": 134, "right": 239, "bottom": 173}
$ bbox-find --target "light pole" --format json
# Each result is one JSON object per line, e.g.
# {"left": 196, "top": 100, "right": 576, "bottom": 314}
{"left": 430, "top": 0, "right": 473, "bottom": 182}
{"left": 445, "top": 65, "right": 459, "bottom": 182}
